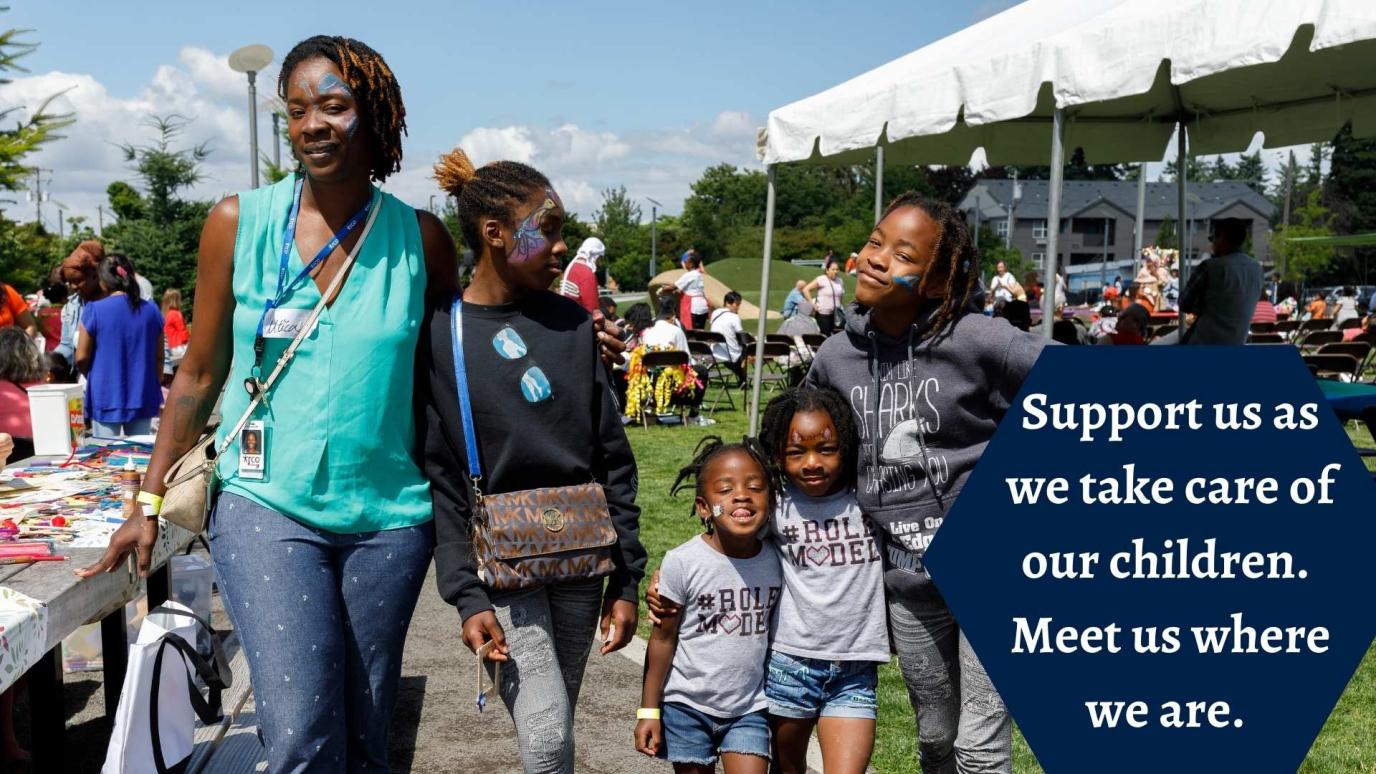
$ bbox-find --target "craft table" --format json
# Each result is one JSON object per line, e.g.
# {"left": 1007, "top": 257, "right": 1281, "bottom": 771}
{"left": 0, "top": 455, "right": 196, "bottom": 771}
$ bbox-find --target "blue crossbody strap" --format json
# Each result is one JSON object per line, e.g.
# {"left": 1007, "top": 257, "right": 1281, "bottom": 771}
{"left": 449, "top": 294, "right": 484, "bottom": 486}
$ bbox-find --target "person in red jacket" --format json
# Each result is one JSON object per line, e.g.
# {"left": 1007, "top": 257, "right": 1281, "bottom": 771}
{"left": 560, "top": 236, "right": 605, "bottom": 315}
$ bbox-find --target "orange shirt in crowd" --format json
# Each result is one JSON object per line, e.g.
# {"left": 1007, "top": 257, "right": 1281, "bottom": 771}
{"left": 0, "top": 284, "right": 27, "bottom": 328}
{"left": 1307, "top": 298, "right": 1328, "bottom": 319}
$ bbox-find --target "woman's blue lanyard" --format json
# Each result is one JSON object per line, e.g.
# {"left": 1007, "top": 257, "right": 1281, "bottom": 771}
{"left": 250, "top": 176, "right": 375, "bottom": 379}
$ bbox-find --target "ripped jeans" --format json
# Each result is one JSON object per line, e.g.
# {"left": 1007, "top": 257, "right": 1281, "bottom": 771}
{"left": 888, "top": 595, "right": 1012, "bottom": 774}
{"left": 487, "top": 580, "right": 603, "bottom": 774}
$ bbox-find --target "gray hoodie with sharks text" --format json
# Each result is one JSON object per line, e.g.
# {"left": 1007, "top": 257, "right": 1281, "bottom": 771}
{"left": 805, "top": 302, "right": 1045, "bottom": 600}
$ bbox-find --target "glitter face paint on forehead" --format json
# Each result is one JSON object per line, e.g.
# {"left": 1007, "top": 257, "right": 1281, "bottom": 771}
{"left": 510, "top": 188, "right": 563, "bottom": 264}
{"left": 317, "top": 73, "right": 353, "bottom": 97}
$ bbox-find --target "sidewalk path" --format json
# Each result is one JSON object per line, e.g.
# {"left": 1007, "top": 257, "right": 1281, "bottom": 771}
{"left": 396, "top": 565, "right": 663, "bottom": 773}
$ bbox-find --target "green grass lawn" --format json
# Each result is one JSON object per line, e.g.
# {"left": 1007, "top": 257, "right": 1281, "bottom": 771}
{"left": 627, "top": 398, "right": 1376, "bottom": 773}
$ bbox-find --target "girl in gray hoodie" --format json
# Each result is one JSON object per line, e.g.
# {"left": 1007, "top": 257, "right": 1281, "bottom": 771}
{"left": 805, "top": 193, "right": 1045, "bottom": 774}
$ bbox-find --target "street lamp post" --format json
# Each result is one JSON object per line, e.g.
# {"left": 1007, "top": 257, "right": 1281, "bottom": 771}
{"left": 272, "top": 112, "right": 282, "bottom": 168}
{"left": 229, "top": 44, "right": 275, "bottom": 189}
{"left": 647, "top": 197, "right": 663, "bottom": 284}
{"left": 1006, "top": 170, "right": 1020, "bottom": 250}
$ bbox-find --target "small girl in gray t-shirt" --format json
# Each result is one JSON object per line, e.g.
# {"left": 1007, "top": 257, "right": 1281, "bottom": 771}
{"left": 635, "top": 437, "right": 782, "bottom": 772}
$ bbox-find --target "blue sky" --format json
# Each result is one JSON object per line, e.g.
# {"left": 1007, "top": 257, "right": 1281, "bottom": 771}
{"left": 6, "top": 0, "right": 1020, "bottom": 229}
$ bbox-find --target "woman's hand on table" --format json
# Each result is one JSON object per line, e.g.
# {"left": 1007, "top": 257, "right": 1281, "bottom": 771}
{"left": 75, "top": 500, "right": 159, "bottom": 579}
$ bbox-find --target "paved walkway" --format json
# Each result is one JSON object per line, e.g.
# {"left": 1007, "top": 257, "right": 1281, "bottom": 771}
{"left": 47, "top": 562, "right": 667, "bottom": 773}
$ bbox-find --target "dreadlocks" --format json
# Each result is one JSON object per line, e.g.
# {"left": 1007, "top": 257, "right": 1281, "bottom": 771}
{"left": 882, "top": 192, "right": 982, "bottom": 344}
{"left": 670, "top": 436, "right": 779, "bottom": 521}
{"left": 758, "top": 387, "right": 859, "bottom": 488}
{"left": 433, "top": 148, "right": 552, "bottom": 256}
{"left": 278, "top": 36, "right": 407, "bottom": 182}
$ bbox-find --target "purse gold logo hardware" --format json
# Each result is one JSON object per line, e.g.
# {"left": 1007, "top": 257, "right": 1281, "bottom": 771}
{"left": 541, "top": 508, "right": 566, "bottom": 532}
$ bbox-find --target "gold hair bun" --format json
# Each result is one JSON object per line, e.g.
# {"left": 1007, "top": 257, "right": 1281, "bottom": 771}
{"left": 433, "top": 147, "right": 476, "bottom": 196}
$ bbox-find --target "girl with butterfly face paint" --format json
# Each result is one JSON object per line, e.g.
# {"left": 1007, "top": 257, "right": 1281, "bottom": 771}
{"left": 804, "top": 194, "right": 1047, "bottom": 774}
{"left": 422, "top": 148, "right": 646, "bottom": 774}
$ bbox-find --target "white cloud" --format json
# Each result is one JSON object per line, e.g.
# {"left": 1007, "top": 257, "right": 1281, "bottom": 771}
{"left": 446, "top": 112, "right": 763, "bottom": 218}
{"left": 4, "top": 51, "right": 762, "bottom": 236}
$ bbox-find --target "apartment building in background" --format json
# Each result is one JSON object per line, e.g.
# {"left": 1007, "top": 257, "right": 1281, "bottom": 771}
{"left": 960, "top": 180, "right": 1276, "bottom": 292}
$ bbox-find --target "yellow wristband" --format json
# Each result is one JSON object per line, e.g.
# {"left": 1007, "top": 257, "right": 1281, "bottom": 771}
{"left": 137, "top": 491, "right": 164, "bottom": 515}
{"left": 636, "top": 708, "right": 661, "bottom": 720}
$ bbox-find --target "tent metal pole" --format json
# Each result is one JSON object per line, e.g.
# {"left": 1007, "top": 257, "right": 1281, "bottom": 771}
{"left": 1041, "top": 107, "right": 1066, "bottom": 338}
{"left": 874, "top": 146, "right": 885, "bottom": 224}
{"left": 1176, "top": 122, "right": 1188, "bottom": 291}
{"left": 748, "top": 165, "right": 778, "bottom": 436}
{"left": 1134, "top": 166, "right": 1146, "bottom": 276}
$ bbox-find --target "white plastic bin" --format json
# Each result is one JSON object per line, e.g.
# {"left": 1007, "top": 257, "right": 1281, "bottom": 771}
{"left": 27, "top": 383, "right": 85, "bottom": 456}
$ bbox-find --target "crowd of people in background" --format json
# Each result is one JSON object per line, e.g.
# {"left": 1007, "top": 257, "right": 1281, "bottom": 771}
{"left": 0, "top": 239, "right": 190, "bottom": 463}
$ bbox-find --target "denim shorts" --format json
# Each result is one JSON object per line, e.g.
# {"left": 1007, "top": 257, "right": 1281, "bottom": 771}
{"left": 765, "top": 650, "right": 879, "bottom": 720}
{"left": 660, "top": 702, "right": 772, "bottom": 765}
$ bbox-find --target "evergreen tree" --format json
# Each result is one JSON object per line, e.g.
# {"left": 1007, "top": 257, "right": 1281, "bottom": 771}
{"left": 102, "top": 115, "right": 213, "bottom": 310}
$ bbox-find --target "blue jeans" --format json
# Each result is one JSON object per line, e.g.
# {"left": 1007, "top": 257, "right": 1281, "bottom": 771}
{"left": 208, "top": 493, "right": 434, "bottom": 774}
{"left": 660, "top": 702, "right": 772, "bottom": 765}
{"left": 765, "top": 650, "right": 879, "bottom": 719}
{"left": 91, "top": 416, "right": 152, "bottom": 438}
{"left": 889, "top": 595, "right": 1011, "bottom": 774}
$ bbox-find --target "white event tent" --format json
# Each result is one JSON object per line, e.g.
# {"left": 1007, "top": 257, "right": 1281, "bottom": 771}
{"left": 746, "top": 0, "right": 1376, "bottom": 433}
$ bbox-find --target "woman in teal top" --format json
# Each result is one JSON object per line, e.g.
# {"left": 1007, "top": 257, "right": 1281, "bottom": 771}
{"left": 78, "top": 36, "right": 459, "bottom": 772}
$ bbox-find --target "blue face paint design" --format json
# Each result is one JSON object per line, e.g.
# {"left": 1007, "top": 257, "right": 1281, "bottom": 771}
{"left": 893, "top": 273, "right": 923, "bottom": 291}
{"left": 296, "top": 76, "right": 314, "bottom": 99}
{"left": 520, "top": 367, "right": 553, "bottom": 402}
{"left": 510, "top": 189, "right": 562, "bottom": 264}
{"left": 318, "top": 73, "right": 352, "bottom": 97}
{"left": 491, "top": 327, "right": 529, "bottom": 359}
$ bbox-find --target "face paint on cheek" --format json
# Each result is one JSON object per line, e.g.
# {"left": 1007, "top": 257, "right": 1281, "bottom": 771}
{"left": 343, "top": 115, "right": 359, "bottom": 141}
{"left": 893, "top": 273, "right": 923, "bottom": 292}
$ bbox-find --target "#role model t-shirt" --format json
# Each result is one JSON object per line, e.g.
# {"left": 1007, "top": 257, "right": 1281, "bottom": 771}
{"left": 771, "top": 485, "right": 889, "bottom": 662}
{"left": 659, "top": 535, "right": 782, "bottom": 717}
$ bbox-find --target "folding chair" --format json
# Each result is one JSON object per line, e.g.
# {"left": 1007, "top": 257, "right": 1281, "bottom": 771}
{"left": 1299, "top": 329, "right": 1344, "bottom": 352}
{"left": 1250, "top": 321, "right": 1277, "bottom": 334}
{"left": 689, "top": 338, "right": 739, "bottom": 414}
{"left": 801, "top": 333, "right": 827, "bottom": 354}
{"left": 1337, "top": 317, "right": 1364, "bottom": 331}
{"left": 1317, "top": 342, "right": 1374, "bottom": 379}
{"left": 1247, "top": 333, "right": 1285, "bottom": 344}
{"left": 1300, "top": 318, "right": 1334, "bottom": 334}
{"left": 637, "top": 350, "right": 693, "bottom": 427}
{"left": 1274, "top": 319, "right": 1304, "bottom": 339}
{"left": 755, "top": 341, "right": 794, "bottom": 396}
{"left": 1302, "top": 353, "right": 1362, "bottom": 381}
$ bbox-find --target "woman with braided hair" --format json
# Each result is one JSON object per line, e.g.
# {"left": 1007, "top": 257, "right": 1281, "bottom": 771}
{"left": 78, "top": 36, "right": 459, "bottom": 772}
{"left": 804, "top": 193, "right": 1045, "bottom": 774}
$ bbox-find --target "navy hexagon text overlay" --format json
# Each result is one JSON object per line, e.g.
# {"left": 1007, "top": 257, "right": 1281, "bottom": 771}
{"left": 923, "top": 346, "right": 1376, "bottom": 773}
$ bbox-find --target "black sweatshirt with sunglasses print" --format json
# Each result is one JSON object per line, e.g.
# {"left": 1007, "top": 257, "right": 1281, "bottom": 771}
{"left": 417, "top": 290, "right": 646, "bottom": 622}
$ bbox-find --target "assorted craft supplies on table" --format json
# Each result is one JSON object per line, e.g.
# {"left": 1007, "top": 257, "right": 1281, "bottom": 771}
{"left": 0, "top": 442, "right": 154, "bottom": 552}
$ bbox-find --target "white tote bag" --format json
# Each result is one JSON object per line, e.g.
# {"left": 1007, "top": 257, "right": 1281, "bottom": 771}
{"left": 103, "top": 602, "right": 230, "bottom": 774}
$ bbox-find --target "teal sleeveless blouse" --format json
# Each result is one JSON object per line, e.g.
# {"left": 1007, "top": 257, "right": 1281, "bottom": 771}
{"left": 216, "top": 174, "right": 432, "bottom": 533}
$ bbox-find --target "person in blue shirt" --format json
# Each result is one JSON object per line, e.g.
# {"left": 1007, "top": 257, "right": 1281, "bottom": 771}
{"left": 75, "top": 253, "right": 164, "bottom": 437}
{"left": 782, "top": 280, "right": 807, "bottom": 318}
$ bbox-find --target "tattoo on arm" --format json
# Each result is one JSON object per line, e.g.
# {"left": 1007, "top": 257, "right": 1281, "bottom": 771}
{"left": 170, "top": 391, "right": 209, "bottom": 445}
